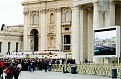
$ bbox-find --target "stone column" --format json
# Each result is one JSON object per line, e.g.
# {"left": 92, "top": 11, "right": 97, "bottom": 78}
{"left": 79, "top": 7, "right": 88, "bottom": 62}
{"left": 105, "top": 2, "right": 115, "bottom": 27}
{"left": 109, "top": 2, "right": 115, "bottom": 26}
{"left": 56, "top": 8, "right": 61, "bottom": 51}
{"left": 23, "top": 11, "right": 30, "bottom": 51}
{"left": 40, "top": 9, "right": 46, "bottom": 51}
{"left": 93, "top": 2, "right": 100, "bottom": 63}
{"left": 72, "top": 6, "right": 80, "bottom": 64}
{"left": 87, "top": 8, "right": 93, "bottom": 62}
{"left": 93, "top": 2, "right": 100, "bottom": 29}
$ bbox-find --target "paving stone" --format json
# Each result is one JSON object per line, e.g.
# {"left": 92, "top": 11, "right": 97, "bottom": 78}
{"left": 16, "top": 71, "right": 119, "bottom": 79}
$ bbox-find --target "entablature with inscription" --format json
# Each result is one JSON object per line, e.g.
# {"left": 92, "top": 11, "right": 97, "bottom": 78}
{"left": 61, "top": 22, "right": 71, "bottom": 26}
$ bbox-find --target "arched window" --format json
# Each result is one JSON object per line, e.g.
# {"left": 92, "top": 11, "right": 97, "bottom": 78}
{"left": 50, "top": 13, "right": 54, "bottom": 24}
{"left": 33, "top": 14, "right": 37, "bottom": 24}
{"left": 65, "top": 12, "right": 70, "bottom": 22}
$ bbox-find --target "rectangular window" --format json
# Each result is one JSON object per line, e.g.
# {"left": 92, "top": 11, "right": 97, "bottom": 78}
{"left": 65, "top": 28, "right": 69, "bottom": 30}
{"left": 0, "top": 42, "right": 2, "bottom": 52}
{"left": 64, "top": 35, "right": 70, "bottom": 44}
{"left": 66, "top": 12, "right": 70, "bottom": 22}
{"left": 8, "top": 42, "right": 10, "bottom": 52}
{"left": 16, "top": 43, "right": 18, "bottom": 52}
{"left": 33, "top": 15, "right": 37, "bottom": 25}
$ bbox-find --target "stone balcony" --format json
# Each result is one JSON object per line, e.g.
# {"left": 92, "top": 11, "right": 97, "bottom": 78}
{"left": 61, "top": 22, "right": 71, "bottom": 26}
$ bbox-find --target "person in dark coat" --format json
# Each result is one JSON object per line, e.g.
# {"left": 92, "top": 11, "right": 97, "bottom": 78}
{"left": 44, "top": 59, "right": 49, "bottom": 72}
{"left": 6, "top": 66, "right": 11, "bottom": 79}
{"left": 38, "top": 60, "right": 43, "bottom": 71}
{"left": 29, "top": 61, "right": 34, "bottom": 72}
{"left": 6, "top": 63, "right": 14, "bottom": 79}
{"left": 0, "top": 64, "right": 3, "bottom": 79}
{"left": 13, "top": 63, "right": 20, "bottom": 79}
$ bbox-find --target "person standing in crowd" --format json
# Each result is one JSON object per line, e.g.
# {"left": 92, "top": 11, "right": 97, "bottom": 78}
{"left": 44, "top": 59, "right": 48, "bottom": 72}
{"left": 13, "top": 63, "right": 21, "bottom": 79}
{"left": 29, "top": 61, "right": 34, "bottom": 72}
{"left": 0, "top": 64, "right": 3, "bottom": 79}
{"left": 6, "top": 63, "right": 14, "bottom": 79}
{"left": 48, "top": 59, "right": 52, "bottom": 71}
{"left": 6, "top": 66, "right": 11, "bottom": 79}
{"left": 0, "top": 60, "right": 5, "bottom": 70}
{"left": 17, "top": 63, "right": 22, "bottom": 71}
{"left": 38, "top": 59, "right": 43, "bottom": 71}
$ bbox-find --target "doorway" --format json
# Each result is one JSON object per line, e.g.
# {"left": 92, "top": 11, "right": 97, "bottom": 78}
{"left": 30, "top": 29, "right": 38, "bottom": 51}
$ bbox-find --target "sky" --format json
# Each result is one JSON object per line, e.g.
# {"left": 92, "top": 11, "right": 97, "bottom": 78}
{"left": 0, "top": 0, "right": 25, "bottom": 26}
{"left": 95, "top": 30, "right": 116, "bottom": 40}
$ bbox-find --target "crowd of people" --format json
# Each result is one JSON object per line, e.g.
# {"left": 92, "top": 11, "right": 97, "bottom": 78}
{"left": 0, "top": 57, "right": 76, "bottom": 79}
{"left": 0, "top": 59, "right": 21, "bottom": 79}
{"left": 20, "top": 57, "right": 76, "bottom": 71}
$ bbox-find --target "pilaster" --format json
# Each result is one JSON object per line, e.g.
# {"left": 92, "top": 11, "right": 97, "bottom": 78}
{"left": 23, "top": 11, "right": 30, "bottom": 51}
{"left": 56, "top": 8, "right": 62, "bottom": 50}
{"left": 40, "top": 9, "right": 46, "bottom": 50}
{"left": 38, "top": 34, "right": 41, "bottom": 51}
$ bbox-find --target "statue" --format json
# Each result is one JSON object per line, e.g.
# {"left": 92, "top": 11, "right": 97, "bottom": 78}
{"left": 31, "top": 40, "right": 33, "bottom": 49}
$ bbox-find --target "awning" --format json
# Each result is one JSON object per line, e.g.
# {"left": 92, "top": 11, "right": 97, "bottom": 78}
{"left": 34, "top": 51, "right": 50, "bottom": 55}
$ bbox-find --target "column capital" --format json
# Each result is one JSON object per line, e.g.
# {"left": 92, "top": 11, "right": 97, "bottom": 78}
{"left": 27, "top": 35, "right": 34, "bottom": 38}
{"left": 71, "top": 6, "right": 80, "bottom": 11}
{"left": 87, "top": 8, "right": 93, "bottom": 13}
{"left": 56, "top": 8, "right": 61, "bottom": 12}
{"left": 40, "top": 9, "right": 47, "bottom": 14}
{"left": 93, "top": 2, "right": 98, "bottom": 6}
{"left": 109, "top": 1, "right": 115, "bottom": 6}
{"left": 23, "top": 10, "right": 29, "bottom": 15}
{"left": 47, "top": 8, "right": 56, "bottom": 12}
{"left": 38, "top": 34, "right": 41, "bottom": 38}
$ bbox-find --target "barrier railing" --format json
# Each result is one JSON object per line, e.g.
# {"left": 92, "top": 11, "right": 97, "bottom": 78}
{"left": 51, "top": 64, "right": 121, "bottom": 77}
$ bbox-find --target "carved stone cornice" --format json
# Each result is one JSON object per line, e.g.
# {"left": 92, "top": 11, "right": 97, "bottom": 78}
{"left": 40, "top": 8, "right": 57, "bottom": 13}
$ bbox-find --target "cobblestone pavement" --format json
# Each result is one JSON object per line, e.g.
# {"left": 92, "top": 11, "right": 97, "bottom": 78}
{"left": 12, "top": 71, "right": 119, "bottom": 79}
{"left": 2, "top": 71, "right": 120, "bottom": 79}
